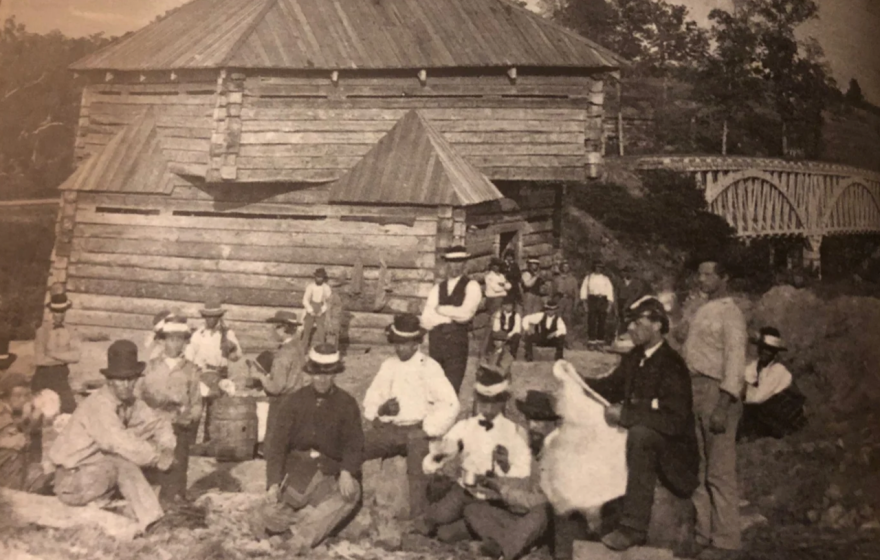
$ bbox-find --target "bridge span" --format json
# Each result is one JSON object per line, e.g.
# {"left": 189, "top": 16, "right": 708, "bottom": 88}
{"left": 634, "top": 156, "right": 880, "bottom": 269}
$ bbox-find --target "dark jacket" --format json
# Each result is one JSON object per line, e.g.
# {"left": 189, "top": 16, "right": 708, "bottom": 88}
{"left": 588, "top": 341, "right": 699, "bottom": 497}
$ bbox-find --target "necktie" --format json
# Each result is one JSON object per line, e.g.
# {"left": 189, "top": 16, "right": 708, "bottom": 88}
{"left": 478, "top": 418, "right": 494, "bottom": 431}
{"left": 116, "top": 404, "right": 131, "bottom": 427}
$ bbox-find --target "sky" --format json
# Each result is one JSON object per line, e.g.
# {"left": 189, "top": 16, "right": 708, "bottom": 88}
{"left": 1, "top": 0, "right": 877, "bottom": 103}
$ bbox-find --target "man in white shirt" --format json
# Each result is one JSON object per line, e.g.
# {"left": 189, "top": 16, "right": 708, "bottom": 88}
{"left": 484, "top": 257, "right": 512, "bottom": 316}
{"left": 302, "top": 268, "right": 333, "bottom": 349}
{"left": 523, "top": 297, "right": 567, "bottom": 361}
{"left": 363, "top": 314, "right": 460, "bottom": 518}
{"left": 421, "top": 245, "right": 482, "bottom": 394}
{"left": 580, "top": 262, "right": 615, "bottom": 346}
{"left": 185, "top": 298, "right": 242, "bottom": 385}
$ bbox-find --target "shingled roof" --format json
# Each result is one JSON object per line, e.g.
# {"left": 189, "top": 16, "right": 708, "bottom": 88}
{"left": 72, "top": 0, "right": 623, "bottom": 71}
{"left": 328, "top": 110, "right": 504, "bottom": 207}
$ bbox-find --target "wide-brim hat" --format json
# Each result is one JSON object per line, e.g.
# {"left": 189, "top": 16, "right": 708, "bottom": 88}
{"left": 46, "top": 293, "right": 72, "bottom": 312}
{"left": 386, "top": 313, "right": 426, "bottom": 343}
{"left": 314, "top": 267, "right": 328, "bottom": 279}
{"left": 751, "top": 328, "right": 787, "bottom": 351}
{"left": 199, "top": 297, "right": 226, "bottom": 317}
{"left": 544, "top": 299, "right": 560, "bottom": 311}
{"left": 474, "top": 363, "right": 510, "bottom": 402}
{"left": 157, "top": 310, "right": 191, "bottom": 337}
{"left": 443, "top": 245, "right": 471, "bottom": 262}
{"left": 100, "top": 340, "right": 146, "bottom": 380}
{"left": 516, "top": 390, "right": 560, "bottom": 421}
{"left": 267, "top": 310, "right": 301, "bottom": 326}
{"left": 303, "top": 344, "right": 345, "bottom": 375}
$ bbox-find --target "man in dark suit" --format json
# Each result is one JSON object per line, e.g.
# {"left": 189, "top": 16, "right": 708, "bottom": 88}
{"left": 588, "top": 298, "right": 699, "bottom": 552}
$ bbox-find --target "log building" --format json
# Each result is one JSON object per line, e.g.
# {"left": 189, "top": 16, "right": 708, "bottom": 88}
{"left": 49, "top": 0, "right": 622, "bottom": 350}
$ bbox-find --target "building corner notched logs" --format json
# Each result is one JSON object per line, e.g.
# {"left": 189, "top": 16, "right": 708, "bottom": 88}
{"left": 585, "top": 78, "right": 605, "bottom": 179}
{"left": 209, "top": 70, "right": 245, "bottom": 183}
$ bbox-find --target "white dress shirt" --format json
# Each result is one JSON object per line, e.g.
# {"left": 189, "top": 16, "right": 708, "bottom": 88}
{"left": 303, "top": 282, "right": 333, "bottom": 315}
{"left": 522, "top": 312, "right": 567, "bottom": 337}
{"left": 420, "top": 276, "right": 483, "bottom": 331}
{"left": 484, "top": 271, "right": 512, "bottom": 298}
{"left": 744, "top": 360, "right": 793, "bottom": 404}
{"left": 184, "top": 326, "right": 241, "bottom": 370}
{"left": 492, "top": 310, "right": 522, "bottom": 337}
{"left": 579, "top": 273, "right": 615, "bottom": 302}
{"left": 363, "top": 351, "right": 460, "bottom": 438}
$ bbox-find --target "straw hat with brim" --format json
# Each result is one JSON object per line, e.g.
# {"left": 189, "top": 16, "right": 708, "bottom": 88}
{"left": 527, "top": 258, "right": 540, "bottom": 265}
{"left": 386, "top": 314, "right": 426, "bottom": 344}
{"left": 443, "top": 245, "right": 471, "bottom": 262}
{"left": 544, "top": 299, "right": 560, "bottom": 311}
{"left": 751, "top": 327, "right": 787, "bottom": 352}
{"left": 0, "top": 338, "right": 17, "bottom": 371}
{"left": 474, "top": 364, "right": 510, "bottom": 402}
{"left": 46, "top": 293, "right": 72, "bottom": 312}
{"left": 303, "top": 344, "right": 345, "bottom": 375}
{"left": 100, "top": 340, "right": 146, "bottom": 380}
{"left": 516, "top": 390, "right": 560, "bottom": 421}
{"left": 200, "top": 298, "right": 226, "bottom": 317}
{"left": 267, "top": 310, "right": 301, "bottom": 326}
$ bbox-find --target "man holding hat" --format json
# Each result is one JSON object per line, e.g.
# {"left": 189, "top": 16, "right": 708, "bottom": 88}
{"left": 33, "top": 283, "right": 80, "bottom": 414}
{"left": 462, "top": 390, "right": 556, "bottom": 560}
{"left": 586, "top": 297, "right": 699, "bottom": 552}
{"left": 522, "top": 296, "right": 568, "bottom": 361}
{"left": 421, "top": 245, "right": 482, "bottom": 393}
{"left": 139, "top": 310, "right": 203, "bottom": 502}
{"left": 739, "top": 327, "right": 806, "bottom": 440}
{"left": 363, "top": 314, "right": 460, "bottom": 518}
{"left": 257, "top": 344, "right": 364, "bottom": 553}
{"left": 521, "top": 258, "right": 545, "bottom": 316}
{"left": 417, "top": 364, "right": 531, "bottom": 540}
{"left": 186, "top": 298, "right": 242, "bottom": 386}
{"left": 48, "top": 340, "right": 176, "bottom": 535}
{"left": 302, "top": 268, "right": 332, "bottom": 349}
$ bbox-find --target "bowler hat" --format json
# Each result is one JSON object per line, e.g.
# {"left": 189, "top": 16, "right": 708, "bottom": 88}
{"left": 100, "top": 340, "right": 146, "bottom": 380}
{"left": 267, "top": 310, "right": 301, "bottom": 326}
{"left": 751, "top": 327, "right": 787, "bottom": 352}
{"left": 46, "top": 293, "right": 72, "bottom": 312}
{"left": 303, "top": 344, "right": 345, "bottom": 375}
{"left": 200, "top": 297, "right": 226, "bottom": 317}
{"left": 443, "top": 245, "right": 471, "bottom": 262}
{"left": 516, "top": 390, "right": 560, "bottom": 421}
{"left": 386, "top": 314, "right": 426, "bottom": 343}
{"left": 0, "top": 337, "right": 18, "bottom": 371}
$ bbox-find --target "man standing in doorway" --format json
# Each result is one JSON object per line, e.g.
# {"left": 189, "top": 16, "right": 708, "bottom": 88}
{"left": 682, "top": 259, "right": 747, "bottom": 560}
{"left": 579, "top": 262, "right": 615, "bottom": 348}
{"left": 421, "top": 246, "right": 482, "bottom": 394}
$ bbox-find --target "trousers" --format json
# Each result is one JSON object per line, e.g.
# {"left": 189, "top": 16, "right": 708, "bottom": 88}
{"left": 251, "top": 471, "right": 360, "bottom": 548}
{"left": 464, "top": 501, "right": 549, "bottom": 559}
{"left": 54, "top": 454, "right": 164, "bottom": 528}
{"left": 524, "top": 333, "right": 565, "bottom": 361}
{"left": 150, "top": 422, "right": 197, "bottom": 502}
{"left": 691, "top": 376, "right": 743, "bottom": 550}
{"left": 428, "top": 324, "right": 469, "bottom": 394}
{"left": 32, "top": 365, "right": 76, "bottom": 414}
{"left": 586, "top": 296, "right": 609, "bottom": 342}
{"left": 302, "top": 313, "right": 326, "bottom": 350}
{"left": 363, "top": 421, "right": 431, "bottom": 518}
{"left": 0, "top": 448, "right": 26, "bottom": 491}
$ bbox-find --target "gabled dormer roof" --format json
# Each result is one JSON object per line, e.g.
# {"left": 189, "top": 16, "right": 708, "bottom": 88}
{"left": 72, "top": 0, "right": 623, "bottom": 72}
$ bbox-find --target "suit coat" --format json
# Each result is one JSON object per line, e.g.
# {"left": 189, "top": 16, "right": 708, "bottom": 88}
{"left": 588, "top": 342, "right": 699, "bottom": 497}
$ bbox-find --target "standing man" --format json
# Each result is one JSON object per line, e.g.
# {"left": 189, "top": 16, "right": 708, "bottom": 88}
{"left": 591, "top": 298, "right": 699, "bottom": 552}
{"left": 421, "top": 245, "right": 482, "bottom": 394}
{"left": 484, "top": 257, "right": 512, "bottom": 317}
{"left": 302, "top": 268, "right": 333, "bottom": 349}
{"left": 579, "top": 262, "right": 615, "bottom": 348}
{"left": 255, "top": 344, "right": 364, "bottom": 553}
{"left": 618, "top": 265, "right": 651, "bottom": 335}
{"left": 363, "top": 314, "right": 460, "bottom": 518}
{"left": 521, "top": 259, "right": 545, "bottom": 316}
{"left": 185, "top": 298, "right": 242, "bottom": 393}
{"left": 522, "top": 297, "right": 567, "bottom": 362}
{"left": 33, "top": 285, "right": 80, "bottom": 414}
{"left": 502, "top": 250, "right": 523, "bottom": 306}
{"left": 553, "top": 260, "right": 579, "bottom": 345}
{"left": 682, "top": 259, "right": 747, "bottom": 559}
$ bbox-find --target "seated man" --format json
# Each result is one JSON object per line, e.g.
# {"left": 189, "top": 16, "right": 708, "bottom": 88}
{"left": 463, "top": 391, "right": 556, "bottom": 560}
{"left": 363, "top": 314, "right": 460, "bottom": 518}
{"left": 523, "top": 297, "right": 567, "bottom": 362}
{"left": 254, "top": 344, "right": 364, "bottom": 553}
{"left": 485, "top": 331, "right": 515, "bottom": 377}
{"left": 589, "top": 298, "right": 699, "bottom": 552}
{"left": 416, "top": 364, "right": 532, "bottom": 539}
{"left": 489, "top": 296, "right": 522, "bottom": 358}
{"left": 48, "top": 340, "right": 176, "bottom": 534}
{"left": 0, "top": 353, "right": 41, "bottom": 491}
{"left": 739, "top": 327, "right": 806, "bottom": 441}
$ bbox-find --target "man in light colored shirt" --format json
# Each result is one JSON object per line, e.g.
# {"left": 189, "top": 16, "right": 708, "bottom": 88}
{"left": 302, "top": 268, "right": 333, "bottom": 349}
{"left": 421, "top": 245, "right": 482, "bottom": 393}
{"left": 523, "top": 297, "right": 567, "bottom": 361}
{"left": 363, "top": 314, "right": 460, "bottom": 518}
{"left": 33, "top": 286, "right": 80, "bottom": 414}
{"left": 682, "top": 259, "right": 747, "bottom": 557}
{"left": 49, "top": 340, "right": 175, "bottom": 535}
{"left": 579, "top": 262, "right": 615, "bottom": 346}
{"left": 184, "top": 298, "right": 242, "bottom": 382}
{"left": 484, "top": 257, "right": 512, "bottom": 316}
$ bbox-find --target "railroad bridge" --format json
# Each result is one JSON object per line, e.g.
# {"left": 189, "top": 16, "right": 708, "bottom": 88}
{"left": 635, "top": 156, "right": 880, "bottom": 269}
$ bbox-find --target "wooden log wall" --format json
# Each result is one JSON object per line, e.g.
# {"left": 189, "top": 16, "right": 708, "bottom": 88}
{"left": 64, "top": 187, "right": 438, "bottom": 350}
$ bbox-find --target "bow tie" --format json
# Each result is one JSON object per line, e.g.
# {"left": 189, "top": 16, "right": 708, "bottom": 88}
{"left": 478, "top": 418, "right": 494, "bottom": 431}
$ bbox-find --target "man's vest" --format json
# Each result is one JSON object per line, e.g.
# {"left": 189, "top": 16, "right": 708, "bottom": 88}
{"left": 438, "top": 276, "right": 470, "bottom": 329}
{"left": 499, "top": 312, "right": 517, "bottom": 333}
{"left": 536, "top": 314, "right": 559, "bottom": 337}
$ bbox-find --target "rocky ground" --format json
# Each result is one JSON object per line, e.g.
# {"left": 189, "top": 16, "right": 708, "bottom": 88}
{"left": 2, "top": 341, "right": 880, "bottom": 560}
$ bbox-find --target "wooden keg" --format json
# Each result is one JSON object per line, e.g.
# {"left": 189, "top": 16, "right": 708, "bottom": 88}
{"left": 208, "top": 396, "right": 258, "bottom": 462}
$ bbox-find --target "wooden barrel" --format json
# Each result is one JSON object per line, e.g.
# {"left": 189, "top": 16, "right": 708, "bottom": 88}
{"left": 207, "top": 397, "right": 258, "bottom": 462}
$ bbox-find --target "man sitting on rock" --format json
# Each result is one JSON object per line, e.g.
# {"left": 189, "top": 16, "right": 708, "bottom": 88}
{"left": 415, "top": 364, "right": 532, "bottom": 541}
{"left": 523, "top": 297, "right": 567, "bottom": 362}
{"left": 363, "top": 314, "right": 460, "bottom": 519}
{"left": 488, "top": 295, "right": 522, "bottom": 359}
{"left": 588, "top": 298, "right": 699, "bottom": 552}
{"left": 462, "top": 390, "right": 556, "bottom": 560}
{"left": 48, "top": 340, "right": 176, "bottom": 535}
{"left": 255, "top": 344, "right": 364, "bottom": 554}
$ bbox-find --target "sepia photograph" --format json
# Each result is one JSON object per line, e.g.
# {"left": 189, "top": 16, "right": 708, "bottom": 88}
{"left": 0, "top": 0, "right": 878, "bottom": 559}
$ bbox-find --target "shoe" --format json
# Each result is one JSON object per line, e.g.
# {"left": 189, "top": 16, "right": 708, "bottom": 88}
{"left": 696, "top": 546, "right": 743, "bottom": 560}
{"left": 479, "top": 538, "right": 503, "bottom": 559}
{"left": 601, "top": 528, "right": 646, "bottom": 551}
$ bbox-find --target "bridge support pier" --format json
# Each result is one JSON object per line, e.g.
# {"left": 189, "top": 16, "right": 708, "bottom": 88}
{"left": 803, "top": 235, "right": 823, "bottom": 277}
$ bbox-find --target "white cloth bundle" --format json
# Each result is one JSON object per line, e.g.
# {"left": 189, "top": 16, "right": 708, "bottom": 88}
{"left": 539, "top": 360, "right": 629, "bottom": 515}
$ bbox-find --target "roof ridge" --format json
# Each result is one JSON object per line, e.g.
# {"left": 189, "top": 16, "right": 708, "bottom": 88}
{"left": 220, "top": 0, "right": 281, "bottom": 66}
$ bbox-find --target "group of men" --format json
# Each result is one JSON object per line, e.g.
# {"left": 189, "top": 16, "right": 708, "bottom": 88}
{"left": 0, "top": 247, "right": 807, "bottom": 559}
